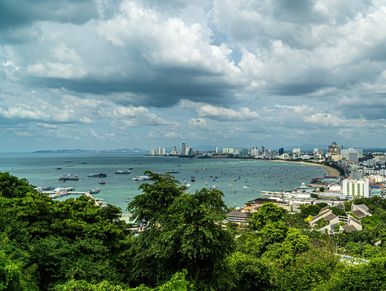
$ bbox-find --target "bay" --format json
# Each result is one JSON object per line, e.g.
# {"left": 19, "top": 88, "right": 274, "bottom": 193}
{"left": 0, "top": 152, "right": 326, "bottom": 211}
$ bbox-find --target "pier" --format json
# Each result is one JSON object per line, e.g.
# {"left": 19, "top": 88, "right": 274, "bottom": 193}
{"left": 41, "top": 191, "right": 104, "bottom": 207}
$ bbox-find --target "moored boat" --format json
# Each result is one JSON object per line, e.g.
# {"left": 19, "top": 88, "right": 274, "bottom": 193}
{"left": 88, "top": 173, "right": 107, "bottom": 178}
{"left": 59, "top": 175, "right": 79, "bottom": 181}
{"left": 115, "top": 169, "right": 131, "bottom": 174}
{"left": 132, "top": 175, "right": 151, "bottom": 181}
{"left": 89, "top": 188, "right": 101, "bottom": 194}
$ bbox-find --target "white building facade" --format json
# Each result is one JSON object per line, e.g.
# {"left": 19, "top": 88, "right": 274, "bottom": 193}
{"left": 342, "top": 179, "right": 370, "bottom": 198}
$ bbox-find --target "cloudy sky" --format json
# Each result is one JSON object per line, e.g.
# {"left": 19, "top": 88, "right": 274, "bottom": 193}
{"left": 1, "top": 0, "right": 386, "bottom": 152}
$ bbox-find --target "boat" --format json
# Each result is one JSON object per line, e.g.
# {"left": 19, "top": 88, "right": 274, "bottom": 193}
{"left": 132, "top": 175, "right": 151, "bottom": 181}
{"left": 98, "top": 180, "right": 106, "bottom": 185}
{"left": 115, "top": 169, "right": 131, "bottom": 174}
{"left": 89, "top": 188, "right": 101, "bottom": 194}
{"left": 56, "top": 167, "right": 62, "bottom": 170}
{"left": 36, "top": 186, "right": 55, "bottom": 191}
{"left": 166, "top": 170, "right": 180, "bottom": 174}
{"left": 59, "top": 175, "right": 79, "bottom": 181}
{"left": 88, "top": 173, "right": 107, "bottom": 178}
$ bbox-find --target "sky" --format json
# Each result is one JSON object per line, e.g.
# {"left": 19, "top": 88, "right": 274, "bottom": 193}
{"left": 1, "top": 0, "right": 386, "bottom": 152}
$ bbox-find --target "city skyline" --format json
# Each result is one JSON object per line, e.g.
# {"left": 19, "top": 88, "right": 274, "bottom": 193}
{"left": 2, "top": 0, "right": 386, "bottom": 151}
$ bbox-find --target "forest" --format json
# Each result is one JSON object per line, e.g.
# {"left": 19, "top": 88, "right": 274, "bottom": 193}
{"left": 0, "top": 171, "right": 385, "bottom": 290}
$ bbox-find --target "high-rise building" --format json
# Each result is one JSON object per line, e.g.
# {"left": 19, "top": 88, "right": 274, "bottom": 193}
{"left": 292, "top": 148, "right": 301, "bottom": 159}
{"left": 223, "top": 147, "right": 236, "bottom": 155}
{"left": 342, "top": 179, "right": 369, "bottom": 198}
{"left": 250, "top": 147, "right": 259, "bottom": 158}
{"left": 278, "top": 147, "right": 284, "bottom": 155}
{"left": 327, "top": 142, "right": 342, "bottom": 161}
{"left": 170, "top": 146, "right": 178, "bottom": 156}
{"left": 313, "top": 148, "right": 324, "bottom": 159}
{"left": 328, "top": 142, "right": 341, "bottom": 156}
{"left": 341, "top": 148, "right": 363, "bottom": 164}
{"left": 240, "top": 148, "right": 249, "bottom": 157}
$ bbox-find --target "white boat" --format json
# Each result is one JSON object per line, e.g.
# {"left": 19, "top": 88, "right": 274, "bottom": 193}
{"left": 132, "top": 175, "right": 151, "bottom": 181}
{"left": 89, "top": 188, "right": 101, "bottom": 194}
{"left": 115, "top": 169, "right": 131, "bottom": 174}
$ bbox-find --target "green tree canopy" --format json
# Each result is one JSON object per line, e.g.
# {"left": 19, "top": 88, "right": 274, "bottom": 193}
{"left": 249, "top": 203, "right": 287, "bottom": 231}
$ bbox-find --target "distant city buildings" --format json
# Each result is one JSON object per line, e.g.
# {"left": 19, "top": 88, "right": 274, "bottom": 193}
{"left": 341, "top": 148, "right": 363, "bottom": 164}
{"left": 148, "top": 141, "right": 386, "bottom": 198}
{"left": 149, "top": 147, "right": 166, "bottom": 156}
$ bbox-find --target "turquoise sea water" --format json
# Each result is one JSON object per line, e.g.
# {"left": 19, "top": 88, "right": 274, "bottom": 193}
{"left": 0, "top": 153, "right": 326, "bottom": 211}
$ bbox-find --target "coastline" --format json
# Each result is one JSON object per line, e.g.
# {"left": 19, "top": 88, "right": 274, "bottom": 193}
{"left": 270, "top": 160, "right": 341, "bottom": 177}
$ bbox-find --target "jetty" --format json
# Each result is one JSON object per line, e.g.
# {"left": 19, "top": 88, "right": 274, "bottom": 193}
{"left": 41, "top": 191, "right": 104, "bottom": 207}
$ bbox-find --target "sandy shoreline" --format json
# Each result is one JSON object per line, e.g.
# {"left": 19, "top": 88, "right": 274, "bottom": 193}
{"left": 270, "top": 160, "right": 341, "bottom": 177}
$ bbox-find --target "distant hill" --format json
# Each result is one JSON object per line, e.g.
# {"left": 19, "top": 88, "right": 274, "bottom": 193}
{"left": 33, "top": 148, "right": 147, "bottom": 154}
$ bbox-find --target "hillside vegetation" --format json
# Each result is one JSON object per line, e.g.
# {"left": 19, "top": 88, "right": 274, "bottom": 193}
{"left": 0, "top": 172, "right": 385, "bottom": 290}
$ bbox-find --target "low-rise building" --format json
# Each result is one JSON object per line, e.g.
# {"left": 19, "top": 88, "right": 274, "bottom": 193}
{"left": 309, "top": 208, "right": 339, "bottom": 229}
{"left": 226, "top": 210, "right": 250, "bottom": 225}
{"left": 351, "top": 204, "right": 371, "bottom": 219}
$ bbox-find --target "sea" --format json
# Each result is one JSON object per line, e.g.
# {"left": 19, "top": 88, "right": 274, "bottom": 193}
{"left": 0, "top": 152, "right": 326, "bottom": 211}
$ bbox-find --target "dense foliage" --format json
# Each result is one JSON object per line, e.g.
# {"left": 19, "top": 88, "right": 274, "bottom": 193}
{"left": 1, "top": 172, "right": 386, "bottom": 290}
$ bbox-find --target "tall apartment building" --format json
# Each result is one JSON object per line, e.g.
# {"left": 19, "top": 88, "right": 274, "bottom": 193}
{"left": 342, "top": 179, "right": 370, "bottom": 198}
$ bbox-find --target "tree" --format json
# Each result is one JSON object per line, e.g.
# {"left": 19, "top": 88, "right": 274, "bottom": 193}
{"left": 317, "top": 257, "right": 386, "bottom": 291}
{"left": 249, "top": 203, "right": 287, "bottom": 231}
{"left": 0, "top": 250, "right": 37, "bottom": 291}
{"left": 272, "top": 243, "right": 338, "bottom": 291}
{"left": 127, "top": 172, "right": 186, "bottom": 226}
{"left": 227, "top": 252, "right": 271, "bottom": 291}
{"left": 149, "top": 188, "right": 234, "bottom": 289}
{"left": 299, "top": 204, "right": 321, "bottom": 218}
{"left": 0, "top": 172, "right": 37, "bottom": 198}
{"left": 53, "top": 271, "right": 191, "bottom": 291}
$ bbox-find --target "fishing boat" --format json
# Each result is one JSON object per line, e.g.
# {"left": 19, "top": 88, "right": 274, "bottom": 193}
{"left": 98, "top": 180, "right": 106, "bottom": 185}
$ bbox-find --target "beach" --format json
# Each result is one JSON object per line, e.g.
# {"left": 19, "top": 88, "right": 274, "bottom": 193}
{"left": 271, "top": 160, "right": 340, "bottom": 177}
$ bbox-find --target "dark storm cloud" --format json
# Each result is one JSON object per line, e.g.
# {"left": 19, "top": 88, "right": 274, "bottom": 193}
{"left": 339, "top": 95, "right": 386, "bottom": 120}
{"left": 271, "top": 0, "right": 325, "bottom": 23}
{"left": 271, "top": 83, "right": 329, "bottom": 96}
{"left": 0, "top": 0, "right": 99, "bottom": 30}
{"left": 25, "top": 74, "right": 236, "bottom": 107}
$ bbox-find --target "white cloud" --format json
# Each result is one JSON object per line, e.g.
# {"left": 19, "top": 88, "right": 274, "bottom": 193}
{"left": 110, "top": 105, "right": 170, "bottom": 126}
{"left": 196, "top": 104, "right": 259, "bottom": 121}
